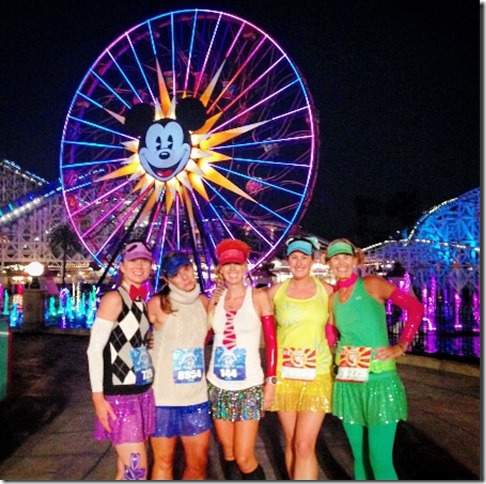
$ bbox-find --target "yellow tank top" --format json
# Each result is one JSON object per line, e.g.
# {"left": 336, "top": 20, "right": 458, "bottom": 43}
{"left": 273, "top": 277, "right": 332, "bottom": 376}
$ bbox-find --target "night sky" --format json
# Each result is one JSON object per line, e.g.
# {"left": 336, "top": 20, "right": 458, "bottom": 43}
{"left": 0, "top": 0, "right": 480, "bottom": 245}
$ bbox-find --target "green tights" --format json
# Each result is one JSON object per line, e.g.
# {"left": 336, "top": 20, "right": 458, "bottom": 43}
{"left": 343, "top": 422, "right": 398, "bottom": 480}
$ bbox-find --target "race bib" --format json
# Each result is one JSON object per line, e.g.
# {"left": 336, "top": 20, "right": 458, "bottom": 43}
{"left": 281, "top": 347, "right": 317, "bottom": 381}
{"left": 335, "top": 346, "right": 371, "bottom": 383}
{"left": 130, "top": 346, "right": 154, "bottom": 385}
{"left": 214, "top": 346, "right": 247, "bottom": 381}
{"left": 172, "top": 347, "right": 204, "bottom": 384}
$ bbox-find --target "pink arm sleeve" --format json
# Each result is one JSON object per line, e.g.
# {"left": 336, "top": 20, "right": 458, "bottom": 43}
{"left": 261, "top": 315, "right": 277, "bottom": 377}
{"left": 325, "top": 323, "right": 339, "bottom": 347}
{"left": 389, "top": 288, "right": 424, "bottom": 344}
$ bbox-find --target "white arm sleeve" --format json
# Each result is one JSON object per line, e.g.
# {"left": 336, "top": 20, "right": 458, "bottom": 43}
{"left": 86, "top": 317, "right": 114, "bottom": 393}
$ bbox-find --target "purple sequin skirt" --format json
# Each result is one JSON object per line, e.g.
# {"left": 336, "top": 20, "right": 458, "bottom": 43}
{"left": 94, "top": 388, "right": 155, "bottom": 445}
{"left": 152, "top": 401, "right": 213, "bottom": 438}
{"left": 207, "top": 381, "right": 264, "bottom": 421}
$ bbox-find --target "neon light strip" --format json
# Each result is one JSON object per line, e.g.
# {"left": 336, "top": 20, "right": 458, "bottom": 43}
{"left": 233, "top": 157, "right": 311, "bottom": 168}
{"left": 217, "top": 56, "right": 285, "bottom": 115}
{"left": 195, "top": 12, "right": 225, "bottom": 96}
{"left": 63, "top": 180, "right": 94, "bottom": 192}
{"left": 215, "top": 165, "right": 302, "bottom": 198}
{"left": 77, "top": 91, "right": 103, "bottom": 109}
{"left": 70, "top": 179, "right": 133, "bottom": 217}
{"left": 62, "top": 157, "right": 127, "bottom": 169}
{"left": 183, "top": 11, "right": 199, "bottom": 94}
{"left": 175, "top": 195, "right": 181, "bottom": 250}
{"left": 68, "top": 115, "right": 131, "bottom": 139}
{"left": 170, "top": 13, "right": 177, "bottom": 99}
{"left": 209, "top": 36, "right": 267, "bottom": 111}
{"left": 216, "top": 133, "right": 312, "bottom": 150}
{"left": 89, "top": 69, "right": 131, "bottom": 108}
{"left": 154, "top": 215, "right": 170, "bottom": 288}
{"left": 107, "top": 50, "right": 143, "bottom": 104}
{"left": 126, "top": 32, "right": 157, "bottom": 106}
{"left": 62, "top": 140, "right": 125, "bottom": 150}
{"left": 148, "top": 20, "right": 157, "bottom": 57}
{"left": 146, "top": 188, "right": 165, "bottom": 240}
{"left": 215, "top": 79, "right": 300, "bottom": 131}
{"left": 95, "top": 185, "right": 152, "bottom": 256}
{"left": 204, "top": 182, "right": 273, "bottom": 246}
{"left": 82, "top": 197, "right": 127, "bottom": 238}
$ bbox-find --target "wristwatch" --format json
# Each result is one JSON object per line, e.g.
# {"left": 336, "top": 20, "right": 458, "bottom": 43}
{"left": 265, "top": 376, "right": 278, "bottom": 385}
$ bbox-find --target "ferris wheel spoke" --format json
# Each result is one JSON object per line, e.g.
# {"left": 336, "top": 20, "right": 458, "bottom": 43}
{"left": 126, "top": 34, "right": 158, "bottom": 105}
{"left": 61, "top": 9, "right": 319, "bottom": 284}
{"left": 68, "top": 115, "right": 132, "bottom": 140}
{"left": 88, "top": 69, "right": 132, "bottom": 108}
{"left": 106, "top": 50, "right": 146, "bottom": 105}
{"left": 232, "top": 157, "right": 311, "bottom": 169}
{"left": 69, "top": 179, "right": 134, "bottom": 217}
{"left": 214, "top": 165, "right": 305, "bottom": 198}
{"left": 204, "top": 184, "right": 274, "bottom": 247}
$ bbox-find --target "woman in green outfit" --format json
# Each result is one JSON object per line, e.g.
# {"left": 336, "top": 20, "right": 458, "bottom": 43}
{"left": 325, "top": 238, "right": 424, "bottom": 480}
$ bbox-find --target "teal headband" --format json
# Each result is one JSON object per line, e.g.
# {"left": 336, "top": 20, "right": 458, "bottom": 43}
{"left": 326, "top": 241, "right": 354, "bottom": 259}
{"left": 286, "top": 238, "right": 315, "bottom": 257}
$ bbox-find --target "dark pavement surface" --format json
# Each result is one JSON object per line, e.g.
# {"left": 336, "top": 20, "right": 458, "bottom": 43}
{"left": 0, "top": 330, "right": 481, "bottom": 480}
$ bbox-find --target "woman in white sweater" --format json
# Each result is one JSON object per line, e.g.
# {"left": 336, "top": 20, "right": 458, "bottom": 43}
{"left": 148, "top": 251, "right": 212, "bottom": 480}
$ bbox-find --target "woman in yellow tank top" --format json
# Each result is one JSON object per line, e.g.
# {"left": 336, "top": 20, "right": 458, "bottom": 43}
{"left": 267, "top": 235, "right": 335, "bottom": 480}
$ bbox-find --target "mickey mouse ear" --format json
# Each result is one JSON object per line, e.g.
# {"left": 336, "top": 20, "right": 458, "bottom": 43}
{"left": 124, "top": 103, "right": 155, "bottom": 137}
{"left": 176, "top": 97, "right": 207, "bottom": 131}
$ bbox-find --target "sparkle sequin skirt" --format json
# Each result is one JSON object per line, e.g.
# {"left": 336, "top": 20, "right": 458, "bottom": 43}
{"left": 207, "top": 382, "right": 264, "bottom": 421}
{"left": 269, "top": 372, "right": 333, "bottom": 413}
{"left": 94, "top": 388, "right": 155, "bottom": 445}
{"left": 332, "top": 370, "right": 407, "bottom": 427}
{"left": 152, "top": 401, "right": 213, "bottom": 438}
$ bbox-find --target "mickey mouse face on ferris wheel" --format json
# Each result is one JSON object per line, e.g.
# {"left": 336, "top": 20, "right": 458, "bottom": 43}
{"left": 125, "top": 96, "right": 208, "bottom": 183}
{"left": 139, "top": 120, "right": 191, "bottom": 182}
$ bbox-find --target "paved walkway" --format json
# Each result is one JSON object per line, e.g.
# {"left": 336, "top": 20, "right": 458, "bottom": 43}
{"left": 0, "top": 331, "right": 481, "bottom": 480}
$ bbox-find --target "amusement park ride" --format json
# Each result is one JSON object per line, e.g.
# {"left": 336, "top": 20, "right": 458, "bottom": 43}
{"left": 59, "top": 8, "right": 320, "bottom": 293}
{"left": 0, "top": 8, "right": 479, "bottom": 345}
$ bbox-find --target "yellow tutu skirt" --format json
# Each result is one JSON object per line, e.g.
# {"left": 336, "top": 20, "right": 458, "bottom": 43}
{"left": 269, "top": 372, "right": 333, "bottom": 413}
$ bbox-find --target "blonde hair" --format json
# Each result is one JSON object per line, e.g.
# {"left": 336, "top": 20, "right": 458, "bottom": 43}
{"left": 207, "top": 274, "right": 225, "bottom": 330}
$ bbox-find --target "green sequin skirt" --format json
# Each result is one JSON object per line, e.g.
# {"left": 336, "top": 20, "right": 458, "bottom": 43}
{"left": 332, "top": 370, "right": 407, "bottom": 427}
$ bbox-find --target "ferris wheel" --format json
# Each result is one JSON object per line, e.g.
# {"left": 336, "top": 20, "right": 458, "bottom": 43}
{"left": 60, "top": 8, "right": 319, "bottom": 290}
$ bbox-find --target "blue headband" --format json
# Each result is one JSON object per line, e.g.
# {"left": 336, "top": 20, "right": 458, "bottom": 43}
{"left": 286, "top": 239, "right": 315, "bottom": 257}
{"left": 163, "top": 253, "right": 191, "bottom": 277}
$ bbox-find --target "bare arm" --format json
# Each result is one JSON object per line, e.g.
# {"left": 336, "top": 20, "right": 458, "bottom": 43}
{"left": 265, "top": 281, "right": 282, "bottom": 303}
{"left": 253, "top": 287, "right": 274, "bottom": 317}
{"left": 147, "top": 294, "right": 169, "bottom": 329}
{"left": 363, "top": 274, "right": 398, "bottom": 303}
{"left": 96, "top": 290, "right": 123, "bottom": 321}
{"left": 318, "top": 278, "right": 334, "bottom": 296}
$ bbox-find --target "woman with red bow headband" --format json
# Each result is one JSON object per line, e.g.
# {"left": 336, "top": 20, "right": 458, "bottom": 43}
{"left": 86, "top": 240, "right": 155, "bottom": 480}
